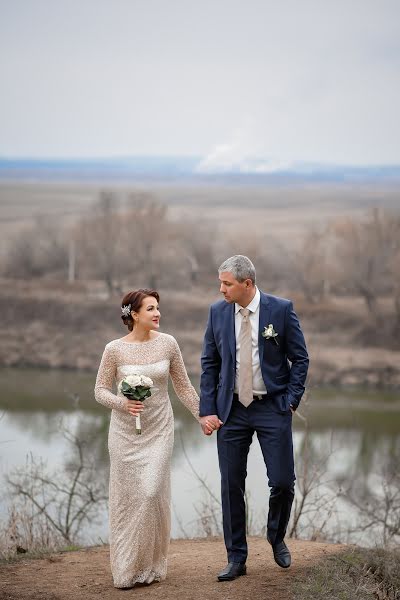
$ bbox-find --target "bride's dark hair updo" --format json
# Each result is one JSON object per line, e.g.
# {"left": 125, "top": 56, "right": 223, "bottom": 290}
{"left": 120, "top": 289, "right": 160, "bottom": 331}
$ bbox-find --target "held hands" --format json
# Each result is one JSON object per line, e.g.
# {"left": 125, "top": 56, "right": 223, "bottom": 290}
{"left": 125, "top": 399, "right": 144, "bottom": 417}
{"left": 124, "top": 401, "right": 224, "bottom": 434}
{"left": 199, "top": 415, "right": 223, "bottom": 436}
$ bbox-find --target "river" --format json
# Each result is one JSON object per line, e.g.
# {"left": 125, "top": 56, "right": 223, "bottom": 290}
{"left": 0, "top": 367, "right": 399, "bottom": 546}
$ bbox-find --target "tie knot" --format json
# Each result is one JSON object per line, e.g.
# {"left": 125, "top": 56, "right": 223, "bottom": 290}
{"left": 240, "top": 308, "right": 250, "bottom": 319}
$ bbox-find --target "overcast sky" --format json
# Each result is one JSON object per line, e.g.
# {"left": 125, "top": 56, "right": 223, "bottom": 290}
{"left": 1, "top": 0, "right": 399, "bottom": 166}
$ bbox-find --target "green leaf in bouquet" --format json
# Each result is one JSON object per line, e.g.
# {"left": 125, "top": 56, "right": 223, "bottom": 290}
{"left": 136, "top": 386, "right": 150, "bottom": 400}
{"left": 121, "top": 381, "right": 134, "bottom": 394}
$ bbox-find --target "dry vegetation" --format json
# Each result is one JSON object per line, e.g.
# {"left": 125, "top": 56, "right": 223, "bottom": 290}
{"left": 0, "top": 182, "right": 400, "bottom": 387}
{"left": 292, "top": 547, "right": 400, "bottom": 600}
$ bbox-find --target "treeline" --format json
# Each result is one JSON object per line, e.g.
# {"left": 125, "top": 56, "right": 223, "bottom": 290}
{"left": 2, "top": 190, "right": 400, "bottom": 335}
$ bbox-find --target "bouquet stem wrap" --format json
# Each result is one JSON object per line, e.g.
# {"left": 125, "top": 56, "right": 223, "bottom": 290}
{"left": 135, "top": 413, "right": 141, "bottom": 435}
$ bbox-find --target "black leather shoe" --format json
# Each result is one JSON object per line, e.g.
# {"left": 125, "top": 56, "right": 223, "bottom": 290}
{"left": 217, "top": 562, "right": 247, "bottom": 581}
{"left": 271, "top": 541, "right": 291, "bottom": 568}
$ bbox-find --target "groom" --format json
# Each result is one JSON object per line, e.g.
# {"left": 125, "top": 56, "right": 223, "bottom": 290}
{"left": 199, "top": 255, "right": 309, "bottom": 581}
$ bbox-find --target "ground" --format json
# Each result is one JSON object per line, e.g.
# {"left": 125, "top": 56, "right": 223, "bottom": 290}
{"left": 0, "top": 537, "right": 346, "bottom": 600}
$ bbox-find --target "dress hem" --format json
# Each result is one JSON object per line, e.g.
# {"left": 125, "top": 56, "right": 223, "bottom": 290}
{"left": 112, "top": 563, "right": 167, "bottom": 589}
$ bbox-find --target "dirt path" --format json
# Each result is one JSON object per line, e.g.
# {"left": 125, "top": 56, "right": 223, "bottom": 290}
{"left": 0, "top": 537, "right": 346, "bottom": 600}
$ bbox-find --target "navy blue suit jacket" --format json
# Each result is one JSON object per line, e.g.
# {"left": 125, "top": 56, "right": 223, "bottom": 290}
{"left": 199, "top": 291, "right": 309, "bottom": 424}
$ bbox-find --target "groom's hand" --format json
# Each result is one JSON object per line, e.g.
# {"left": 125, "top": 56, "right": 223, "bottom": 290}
{"left": 199, "top": 415, "right": 223, "bottom": 436}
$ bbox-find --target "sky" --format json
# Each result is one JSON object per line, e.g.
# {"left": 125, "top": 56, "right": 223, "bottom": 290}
{"left": 1, "top": 0, "right": 399, "bottom": 167}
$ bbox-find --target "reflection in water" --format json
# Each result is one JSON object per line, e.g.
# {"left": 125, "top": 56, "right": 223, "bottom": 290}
{"left": 0, "top": 366, "right": 399, "bottom": 544}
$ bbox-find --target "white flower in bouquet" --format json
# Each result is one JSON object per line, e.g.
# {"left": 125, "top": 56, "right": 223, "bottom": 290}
{"left": 118, "top": 374, "right": 142, "bottom": 391}
{"left": 139, "top": 375, "right": 153, "bottom": 388}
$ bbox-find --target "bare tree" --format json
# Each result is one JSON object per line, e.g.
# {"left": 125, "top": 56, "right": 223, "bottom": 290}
{"left": 3, "top": 215, "right": 68, "bottom": 279}
{"left": 123, "top": 193, "right": 169, "bottom": 288}
{"left": 5, "top": 429, "right": 108, "bottom": 548}
{"left": 274, "top": 228, "right": 331, "bottom": 303}
{"left": 331, "top": 209, "right": 400, "bottom": 324}
{"left": 289, "top": 395, "right": 339, "bottom": 540}
{"left": 77, "top": 190, "right": 124, "bottom": 295}
{"left": 75, "top": 191, "right": 171, "bottom": 292}
{"left": 339, "top": 453, "right": 400, "bottom": 547}
{"left": 177, "top": 432, "right": 222, "bottom": 537}
{"left": 388, "top": 235, "right": 400, "bottom": 333}
{"left": 174, "top": 220, "right": 218, "bottom": 287}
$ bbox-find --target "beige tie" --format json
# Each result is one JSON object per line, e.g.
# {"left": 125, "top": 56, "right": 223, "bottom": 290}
{"left": 238, "top": 308, "right": 253, "bottom": 407}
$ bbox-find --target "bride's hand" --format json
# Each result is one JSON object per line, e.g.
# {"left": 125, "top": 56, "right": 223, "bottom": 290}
{"left": 199, "top": 415, "right": 223, "bottom": 435}
{"left": 124, "top": 399, "right": 144, "bottom": 417}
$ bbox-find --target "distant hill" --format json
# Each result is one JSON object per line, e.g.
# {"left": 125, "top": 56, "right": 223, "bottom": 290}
{"left": 0, "top": 156, "right": 400, "bottom": 184}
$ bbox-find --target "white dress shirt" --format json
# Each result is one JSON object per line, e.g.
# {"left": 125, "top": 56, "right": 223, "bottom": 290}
{"left": 234, "top": 286, "right": 268, "bottom": 396}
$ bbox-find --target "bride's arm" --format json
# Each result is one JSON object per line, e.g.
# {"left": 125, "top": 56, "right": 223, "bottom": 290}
{"left": 169, "top": 337, "right": 200, "bottom": 420}
{"left": 94, "top": 343, "right": 128, "bottom": 412}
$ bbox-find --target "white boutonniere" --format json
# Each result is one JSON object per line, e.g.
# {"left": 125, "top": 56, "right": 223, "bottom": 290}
{"left": 262, "top": 324, "right": 279, "bottom": 345}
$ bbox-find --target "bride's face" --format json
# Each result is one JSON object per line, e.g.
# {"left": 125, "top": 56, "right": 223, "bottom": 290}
{"left": 134, "top": 296, "right": 160, "bottom": 330}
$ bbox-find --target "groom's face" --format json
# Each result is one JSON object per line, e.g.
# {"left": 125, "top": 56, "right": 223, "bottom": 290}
{"left": 219, "top": 271, "right": 250, "bottom": 305}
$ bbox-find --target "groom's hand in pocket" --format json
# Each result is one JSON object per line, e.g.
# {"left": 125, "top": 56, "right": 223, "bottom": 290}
{"left": 199, "top": 415, "right": 223, "bottom": 436}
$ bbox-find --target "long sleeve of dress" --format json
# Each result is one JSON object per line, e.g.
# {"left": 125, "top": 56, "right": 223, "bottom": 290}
{"left": 94, "top": 343, "right": 127, "bottom": 412}
{"left": 169, "top": 337, "right": 200, "bottom": 420}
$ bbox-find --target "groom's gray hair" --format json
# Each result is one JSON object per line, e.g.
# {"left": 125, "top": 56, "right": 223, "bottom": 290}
{"left": 218, "top": 255, "right": 256, "bottom": 285}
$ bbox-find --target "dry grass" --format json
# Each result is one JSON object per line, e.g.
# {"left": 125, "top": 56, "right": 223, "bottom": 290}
{"left": 1, "top": 277, "right": 400, "bottom": 386}
{"left": 0, "top": 504, "right": 67, "bottom": 562}
{"left": 292, "top": 547, "right": 400, "bottom": 600}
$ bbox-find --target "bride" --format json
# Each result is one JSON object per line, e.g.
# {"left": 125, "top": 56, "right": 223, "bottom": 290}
{"left": 94, "top": 288, "right": 220, "bottom": 588}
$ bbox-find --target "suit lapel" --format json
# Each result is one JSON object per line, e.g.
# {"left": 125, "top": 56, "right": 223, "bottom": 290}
{"left": 225, "top": 302, "right": 236, "bottom": 362}
{"left": 258, "top": 292, "right": 271, "bottom": 366}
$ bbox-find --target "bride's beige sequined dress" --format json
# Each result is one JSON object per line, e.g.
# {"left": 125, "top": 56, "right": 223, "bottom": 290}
{"left": 94, "top": 333, "right": 199, "bottom": 588}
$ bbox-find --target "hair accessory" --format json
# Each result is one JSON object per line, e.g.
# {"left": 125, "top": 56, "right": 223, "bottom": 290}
{"left": 121, "top": 304, "right": 132, "bottom": 317}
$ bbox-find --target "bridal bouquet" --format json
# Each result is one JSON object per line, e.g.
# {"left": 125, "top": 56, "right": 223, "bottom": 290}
{"left": 118, "top": 374, "right": 155, "bottom": 434}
